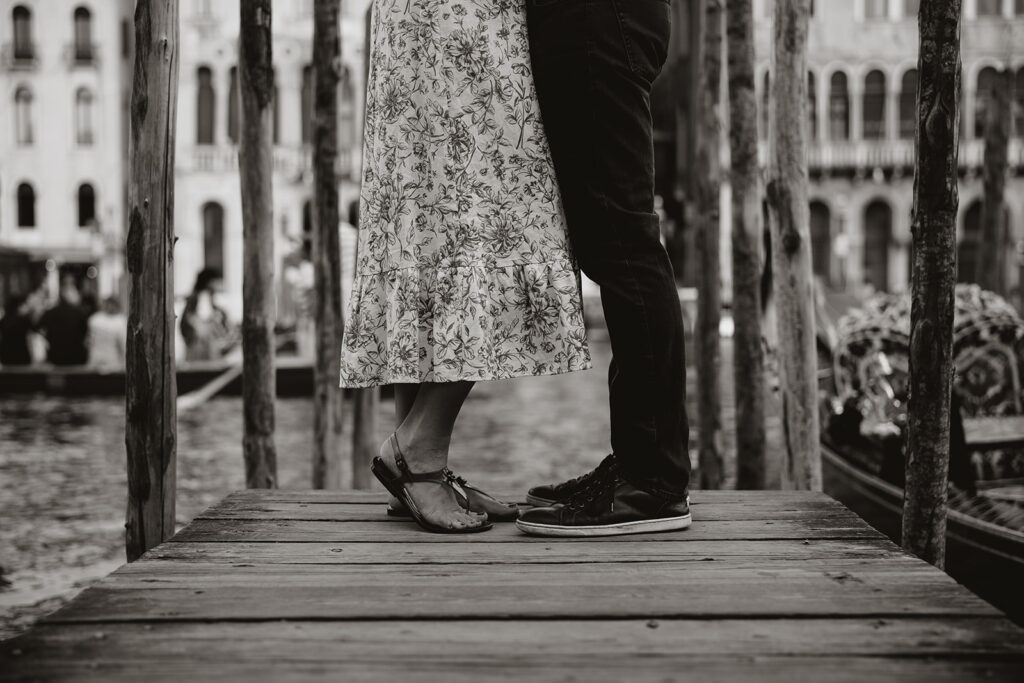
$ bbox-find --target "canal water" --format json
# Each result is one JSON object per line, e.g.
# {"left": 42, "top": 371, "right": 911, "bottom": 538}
{"left": 0, "top": 334, "right": 764, "bottom": 638}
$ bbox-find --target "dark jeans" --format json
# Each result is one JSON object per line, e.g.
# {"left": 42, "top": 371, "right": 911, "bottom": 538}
{"left": 527, "top": 0, "right": 690, "bottom": 498}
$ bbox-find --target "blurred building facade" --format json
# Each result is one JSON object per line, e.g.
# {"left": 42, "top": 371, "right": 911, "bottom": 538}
{"left": 751, "top": 0, "right": 1024, "bottom": 297}
{"left": 1, "top": 0, "right": 370, "bottom": 320}
{"left": 0, "top": 0, "right": 133, "bottom": 303}
{"left": 175, "top": 0, "right": 370, "bottom": 321}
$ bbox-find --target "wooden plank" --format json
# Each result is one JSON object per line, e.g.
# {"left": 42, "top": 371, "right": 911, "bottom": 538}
{"left": 195, "top": 500, "right": 860, "bottom": 523}
{"left": 964, "top": 416, "right": 1024, "bottom": 451}
{"left": 47, "top": 559, "right": 999, "bottom": 622}
{"left": 3, "top": 657, "right": 1022, "bottom": 683}
{"left": 6, "top": 618, "right": 1024, "bottom": 661}
{"left": 170, "top": 517, "right": 885, "bottom": 543}
{"left": 143, "top": 538, "right": 905, "bottom": 564}
{"left": 217, "top": 489, "right": 836, "bottom": 505}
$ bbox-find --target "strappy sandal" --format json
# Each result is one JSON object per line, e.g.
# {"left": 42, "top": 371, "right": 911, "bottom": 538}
{"left": 371, "top": 433, "right": 493, "bottom": 534}
{"left": 386, "top": 469, "right": 520, "bottom": 522}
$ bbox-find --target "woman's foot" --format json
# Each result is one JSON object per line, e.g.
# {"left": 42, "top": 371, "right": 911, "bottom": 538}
{"left": 379, "top": 438, "right": 487, "bottom": 530}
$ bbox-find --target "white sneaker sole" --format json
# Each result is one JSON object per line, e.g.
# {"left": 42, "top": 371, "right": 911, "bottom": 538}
{"left": 515, "top": 513, "right": 692, "bottom": 538}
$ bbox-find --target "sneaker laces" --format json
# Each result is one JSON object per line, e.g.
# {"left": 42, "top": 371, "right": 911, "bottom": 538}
{"left": 565, "top": 463, "right": 620, "bottom": 512}
{"left": 553, "top": 454, "right": 616, "bottom": 496}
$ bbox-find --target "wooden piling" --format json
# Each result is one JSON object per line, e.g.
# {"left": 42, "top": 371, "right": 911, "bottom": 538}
{"left": 903, "top": 0, "right": 962, "bottom": 569}
{"left": 978, "top": 67, "right": 1011, "bottom": 296}
{"left": 726, "top": 0, "right": 767, "bottom": 490}
{"left": 766, "top": 0, "right": 821, "bottom": 491}
{"left": 311, "top": 0, "right": 346, "bottom": 489}
{"left": 695, "top": 0, "right": 724, "bottom": 489}
{"left": 238, "top": 0, "right": 277, "bottom": 489}
{"left": 124, "top": 0, "right": 179, "bottom": 563}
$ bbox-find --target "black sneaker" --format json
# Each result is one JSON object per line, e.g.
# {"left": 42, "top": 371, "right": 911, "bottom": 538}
{"left": 526, "top": 454, "right": 616, "bottom": 507}
{"left": 516, "top": 470, "right": 692, "bottom": 538}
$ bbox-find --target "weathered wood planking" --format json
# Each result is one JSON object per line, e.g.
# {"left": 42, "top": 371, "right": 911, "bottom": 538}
{"left": 2, "top": 490, "right": 1023, "bottom": 682}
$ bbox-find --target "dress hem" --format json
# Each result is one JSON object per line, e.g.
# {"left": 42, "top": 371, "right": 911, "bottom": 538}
{"left": 338, "top": 358, "right": 594, "bottom": 389}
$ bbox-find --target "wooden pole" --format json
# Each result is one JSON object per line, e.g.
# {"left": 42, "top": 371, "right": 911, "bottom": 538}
{"left": 977, "top": 67, "right": 1011, "bottom": 296}
{"left": 311, "top": 0, "right": 345, "bottom": 489}
{"left": 238, "top": 0, "right": 277, "bottom": 488}
{"left": 766, "top": 0, "right": 820, "bottom": 491}
{"left": 125, "top": 0, "right": 179, "bottom": 563}
{"left": 350, "top": 1, "right": 379, "bottom": 490}
{"left": 726, "top": 0, "right": 766, "bottom": 490}
{"left": 903, "top": 0, "right": 962, "bottom": 569}
{"left": 694, "top": 0, "right": 724, "bottom": 489}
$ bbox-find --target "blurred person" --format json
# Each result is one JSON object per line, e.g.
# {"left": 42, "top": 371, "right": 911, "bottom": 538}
{"left": 88, "top": 297, "right": 127, "bottom": 369}
{"left": 0, "top": 294, "right": 33, "bottom": 366}
{"left": 38, "top": 277, "right": 89, "bottom": 366}
{"left": 180, "top": 268, "right": 233, "bottom": 361}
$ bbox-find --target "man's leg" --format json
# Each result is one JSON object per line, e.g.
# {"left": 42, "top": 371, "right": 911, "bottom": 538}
{"left": 528, "top": 0, "right": 689, "bottom": 498}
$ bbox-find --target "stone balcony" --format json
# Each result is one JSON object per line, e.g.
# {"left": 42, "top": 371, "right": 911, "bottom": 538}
{"left": 752, "top": 138, "right": 1024, "bottom": 173}
{"left": 181, "top": 145, "right": 356, "bottom": 181}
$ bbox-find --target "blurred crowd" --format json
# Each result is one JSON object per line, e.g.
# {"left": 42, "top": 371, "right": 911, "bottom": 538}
{"left": 0, "top": 275, "right": 124, "bottom": 369}
{"left": 0, "top": 267, "right": 242, "bottom": 370}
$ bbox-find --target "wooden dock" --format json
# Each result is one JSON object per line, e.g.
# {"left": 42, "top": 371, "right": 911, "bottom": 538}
{"left": 3, "top": 490, "right": 1023, "bottom": 681}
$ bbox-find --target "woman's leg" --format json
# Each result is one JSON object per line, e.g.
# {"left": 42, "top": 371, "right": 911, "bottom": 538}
{"left": 381, "top": 381, "right": 484, "bottom": 528}
{"left": 393, "top": 383, "right": 421, "bottom": 427}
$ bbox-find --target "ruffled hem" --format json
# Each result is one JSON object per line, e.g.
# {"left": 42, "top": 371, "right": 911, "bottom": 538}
{"left": 339, "top": 259, "right": 592, "bottom": 388}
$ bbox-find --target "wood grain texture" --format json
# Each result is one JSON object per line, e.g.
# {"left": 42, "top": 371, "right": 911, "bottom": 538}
{"left": 6, "top": 490, "right": 1022, "bottom": 681}
{"left": 124, "top": 0, "right": 180, "bottom": 563}
{"left": 904, "top": 0, "right": 962, "bottom": 569}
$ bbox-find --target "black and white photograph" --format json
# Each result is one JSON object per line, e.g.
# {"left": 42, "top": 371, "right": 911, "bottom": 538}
{"left": 1, "top": 0, "right": 1023, "bottom": 680}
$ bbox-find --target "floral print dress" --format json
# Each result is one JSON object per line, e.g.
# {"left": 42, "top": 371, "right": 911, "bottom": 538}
{"left": 340, "top": 0, "right": 591, "bottom": 387}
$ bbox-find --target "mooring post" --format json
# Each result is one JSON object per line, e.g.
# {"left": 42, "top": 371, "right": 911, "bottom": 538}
{"left": 903, "top": 0, "right": 962, "bottom": 569}
{"left": 125, "top": 0, "right": 180, "bottom": 562}
{"left": 238, "top": 0, "right": 278, "bottom": 488}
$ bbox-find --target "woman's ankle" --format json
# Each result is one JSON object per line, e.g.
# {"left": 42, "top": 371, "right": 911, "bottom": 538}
{"left": 390, "top": 427, "right": 448, "bottom": 472}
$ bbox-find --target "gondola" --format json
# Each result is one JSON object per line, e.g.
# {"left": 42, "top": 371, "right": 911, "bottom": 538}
{"left": 819, "top": 284, "right": 1024, "bottom": 624}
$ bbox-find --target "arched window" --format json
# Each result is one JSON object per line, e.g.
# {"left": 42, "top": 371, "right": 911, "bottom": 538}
{"left": 976, "top": 0, "right": 1001, "bottom": 16}
{"left": 974, "top": 67, "right": 998, "bottom": 139}
{"left": 301, "top": 64, "right": 313, "bottom": 144}
{"left": 75, "top": 88, "right": 94, "bottom": 145}
{"left": 14, "top": 87, "right": 33, "bottom": 145}
{"left": 829, "top": 72, "right": 850, "bottom": 141}
{"left": 77, "top": 183, "right": 96, "bottom": 227}
{"left": 863, "top": 70, "right": 886, "bottom": 139}
{"left": 302, "top": 200, "right": 312, "bottom": 260}
{"left": 864, "top": 0, "right": 889, "bottom": 19}
{"left": 760, "top": 72, "right": 771, "bottom": 139}
{"left": 17, "top": 183, "right": 35, "bottom": 228}
{"left": 340, "top": 75, "right": 357, "bottom": 150}
{"left": 959, "top": 201, "right": 982, "bottom": 283}
{"left": 202, "top": 202, "right": 225, "bottom": 273}
{"left": 899, "top": 69, "right": 917, "bottom": 139}
{"left": 1015, "top": 67, "right": 1024, "bottom": 137}
{"left": 228, "top": 66, "right": 239, "bottom": 144}
{"left": 807, "top": 71, "right": 817, "bottom": 141}
{"left": 273, "top": 69, "right": 281, "bottom": 145}
{"left": 12, "top": 6, "right": 33, "bottom": 60}
{"left": 196, "top": 66, "right": 216, "bottom": 145}
{"left": 73, "top": 7, "right": 93, "bottom": 62}
{"left": 810, "top": 201, "right": 831, "bottom": 284}
{"left": 864, "top": 200, "right": 892, "bottom": 292}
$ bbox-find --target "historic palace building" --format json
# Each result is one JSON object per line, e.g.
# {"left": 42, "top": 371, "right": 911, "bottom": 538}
{"left": 0, "top": 0, "right": 133, "bottom": 302}
{"left": 174, "top": 0, "right": 369, "bottom": 321}
{"left": 2, "top": 0, "right": 369, "bottom": 320}
{"left": 753, "top": 0, "right": 1024, "bottom": 296}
